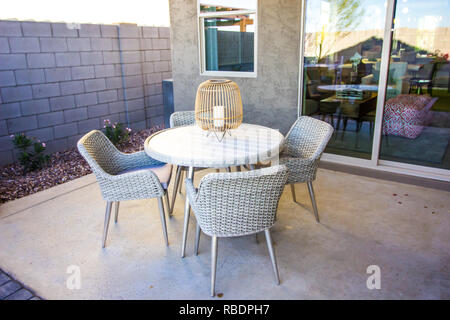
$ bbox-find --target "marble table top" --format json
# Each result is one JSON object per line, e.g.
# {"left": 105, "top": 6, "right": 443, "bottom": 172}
{"left": 144, "top": 124, "right": 284, "bottom": 168}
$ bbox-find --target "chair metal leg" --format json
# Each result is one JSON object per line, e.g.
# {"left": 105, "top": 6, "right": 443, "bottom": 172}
{"left": 307, "top": 181, "right": 320, "bottom": 223}
{"left": 164, "top": 190, "right": 170, "bottom": 216}
{"left": 102, "top": 201, "right": 113, "bottom": 248}
{"left": 290, "top": 184, "right": 297, "bottom": 203}
{"left": 170, "top": 166, "right": 182, "bottom": 215}
{"left": 157, "top": 196, "right": 169, "bottom": 246}
{"left": 178, "top": 169, "right": 184, "bottom": 195}
{"left": 195, "top": 222, "right": 201, "bottom": 255}
{"left": 211, "top": 235, "right": 218, "bottom": 297}
{"left": 265, "top": 229, "right": 280, "bottom": 285}
{"left": 114, "top": 201, "right": 120, "bottom": 223}
{"left": 181, "top": 166, "right": 194, "bottom": 258}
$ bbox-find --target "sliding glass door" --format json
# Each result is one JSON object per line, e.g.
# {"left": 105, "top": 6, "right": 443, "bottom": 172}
{"left": 379, "top": 0, "right": 450, "bottom": 170}
{"left": 301, "top": 0, "right": 387, "bottom": 159}
{"left": 300, "top": 0, "right": 450, "bottom": 177}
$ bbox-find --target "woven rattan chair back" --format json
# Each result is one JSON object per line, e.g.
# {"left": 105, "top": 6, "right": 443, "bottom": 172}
{"left": 170, "top": 111, "right": 196, "bottom": 128}
{"left": 193, "top": 165, "right": 288, "bottom": 237}
{"left": 284, "top": 116, "right": 334, "bottom": 159}
{"left": 77, "top": 130, "right": 124, "bottom": 176}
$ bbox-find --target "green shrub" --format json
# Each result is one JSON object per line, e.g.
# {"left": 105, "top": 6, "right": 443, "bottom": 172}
{"left": 11, "top": 133, "right": 50, "bottom": 173}
{"left": 103, "top": 119, "right": 131, "bottom": 146}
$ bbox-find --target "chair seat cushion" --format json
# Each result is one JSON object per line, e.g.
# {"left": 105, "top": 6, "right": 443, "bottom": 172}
{"left": 118, "top": 163, "right": 172, "bottom": 189}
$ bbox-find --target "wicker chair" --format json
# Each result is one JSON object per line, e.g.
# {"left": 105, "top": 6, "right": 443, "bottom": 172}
{"left": 168, "top": 111, "right": 232, "bottom": 215}
{"left": 169, "top": 110, "right": 196, "bottom": 128}
{"left": 77, "top": 130, "right": 172, "bottom": 248}
{"left": 185, "top": 165, "right": 288, "bottom": 296}
{"left": 280, "top": 116, "right": 333, "bottom": 222}
{"left": 169, "top": 111, "right": 196, "bottom": 214}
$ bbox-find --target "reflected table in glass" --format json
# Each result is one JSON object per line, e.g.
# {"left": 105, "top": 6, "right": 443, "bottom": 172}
{"left": 320, "top": 92, "right": 378, "bottom": 147}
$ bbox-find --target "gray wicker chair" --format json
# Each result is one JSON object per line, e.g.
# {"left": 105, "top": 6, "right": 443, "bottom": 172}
{"left": 185, "top": 165, "right": 288, "bottom": 296}
{"left": 168, "top": 111, "right": 230, "bottom": 215}
{"left": 169, "top": 111, "right": 196, "bottom": 214}
{"left": 169, "top": 110, "right": 196, "bottom": 128}
{"left": 77, "top": 130, "right": 172, "bottom": 248}
{"left": 280, "top": 116, "right": 334, "bottom": 222}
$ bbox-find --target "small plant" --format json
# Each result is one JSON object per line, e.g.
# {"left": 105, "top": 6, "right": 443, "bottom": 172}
{"left": 11, "top": 133, "right": 50, "bottom": 173}
{"left": 103, "top": 119, "right": 131, "bottom": 146}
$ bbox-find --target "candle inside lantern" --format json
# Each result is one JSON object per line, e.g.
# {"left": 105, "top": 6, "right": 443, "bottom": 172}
{"left": 213, "top": 105, "right": 225, "bottom": 128}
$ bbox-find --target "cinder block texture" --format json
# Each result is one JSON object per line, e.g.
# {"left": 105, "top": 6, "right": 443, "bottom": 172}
{"left": 21, "top": 99, "right": 50, "bottom": 115}
{"left": 55, "top": 53, "right": 81, "bottom": 67}
{"left": 37, "top": 111, "right": 64, "bottom": 127}
{"left": 40, "top": 38, "right": 68, "bottom": 52}
{"left": 0, "top": 37, "right": 9, "bottom": 53}
{"left": 0, "top": 54, "right": 27, "bottom": 70}
{"left": 15, "top": 69, "right": 45, "bottom": 85}
{"left": 27, "top": 53, "right": 56, "bottom": 68}
{"left": 1, "top": 86, "right": 33, "bottom": 102}
{"left": 51, "top": 23, "right": 78, "bottom": 37}
{"left": 22, "top": 22, "right": 51, "bottom": 37}
{"left": 0, "top": 21, "right": 22, "bottom": 37}
{"left": 0, "top": 71, "right": 16, "bottom": 87}
{"left": 0, "top": 20, "right": 171, "bottom": 165}
{"left": 9, "top": 37, "right": 40, "bottom": 53}
{"left": 32, "top": 83, "right": 60, "bottom": 98}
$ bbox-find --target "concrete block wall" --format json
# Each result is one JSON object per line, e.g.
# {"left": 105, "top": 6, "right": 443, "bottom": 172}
{"left": 0, "top": 20, "right": 172, "bottom": 166}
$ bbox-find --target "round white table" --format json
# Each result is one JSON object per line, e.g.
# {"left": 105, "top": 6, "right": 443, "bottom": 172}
{"left": 145, "top": 123, "right": 284, "bottom": 168}
{"left": 144, "top": 123, "right": 284, "bottom": 257}
{"left": 317, "top": 84, "right": 393, "bottom": 92}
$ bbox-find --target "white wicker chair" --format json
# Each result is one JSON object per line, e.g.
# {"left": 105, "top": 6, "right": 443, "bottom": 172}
{"left": 280, "top": 116, "right": 334, "bottom": 222}
{"left": 185, "top": 165, "right": 288, "bottom": 296}
{"left": 77, "top": 130, "right": 172, "bottom": 248}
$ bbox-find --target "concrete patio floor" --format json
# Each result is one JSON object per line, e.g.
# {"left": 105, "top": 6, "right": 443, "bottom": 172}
{"left": 0, "top": 168, "right": 449, "bottom": 299}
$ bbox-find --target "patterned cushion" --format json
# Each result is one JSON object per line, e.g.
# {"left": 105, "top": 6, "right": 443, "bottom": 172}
{"left": 383, "top": 94, "right": 435, "bottom": 139}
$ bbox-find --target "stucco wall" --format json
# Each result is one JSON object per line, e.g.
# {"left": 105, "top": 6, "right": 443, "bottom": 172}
{"left": 169, "top": 0, "right": 301, "bottom": 134}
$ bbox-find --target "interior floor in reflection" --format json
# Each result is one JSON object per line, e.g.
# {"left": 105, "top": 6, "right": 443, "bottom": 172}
{"left": 312, "top": 108, "right": 450, "bottom": 170}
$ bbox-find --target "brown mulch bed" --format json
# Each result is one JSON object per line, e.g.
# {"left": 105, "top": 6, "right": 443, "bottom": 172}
{"left": 0, "top": 128, "right": 160, "bottom": 204}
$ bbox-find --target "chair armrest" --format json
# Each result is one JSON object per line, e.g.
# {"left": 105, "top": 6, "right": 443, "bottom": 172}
{"left": 184, "top": 178, "right": 198, "bottom": 206}
{"left": 280, "top": 155, "right": 319, "bottom": 183}
{"left": 280, "top": 156, "right": 317, "bottom": 168}
{"left": 97, "top": 169, "right": 165, "bottom": 201}
{"left": 118, "top": 150, "right": 164, "bottom": 171}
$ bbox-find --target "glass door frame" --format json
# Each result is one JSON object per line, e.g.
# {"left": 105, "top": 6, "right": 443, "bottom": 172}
{"left": 297, "top": 0, "right": 450, "bottom": 182}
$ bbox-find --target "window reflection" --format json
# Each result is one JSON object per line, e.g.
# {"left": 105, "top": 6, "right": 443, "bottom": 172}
{"left": 302, "top": 0, "right": 450, "bottom": 169}
{"left": 303, "top": 0, "right": 386, "bottom": 159}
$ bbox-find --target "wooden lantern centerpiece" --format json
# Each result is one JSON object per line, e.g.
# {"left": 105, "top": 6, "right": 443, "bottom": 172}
{"left": 195, "top": 79, "right": 243, "bottom": 141}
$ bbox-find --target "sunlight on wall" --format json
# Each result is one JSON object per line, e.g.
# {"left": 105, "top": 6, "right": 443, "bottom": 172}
{"left": 0, "top": 0, "right": 170, "bottom": 26}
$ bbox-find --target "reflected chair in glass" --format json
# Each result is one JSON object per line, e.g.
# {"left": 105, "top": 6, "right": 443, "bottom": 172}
{"left": 77, "top": 130, "right": 172, "bottom": 248}
{"left": 280, "top": 116, "right": 334, "bottom": 222}
{"left": 185, "top": 165, "right": 288, "bottom": 296}
{"left": 409, "top": 63, "right": 436, "bottom": 95}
